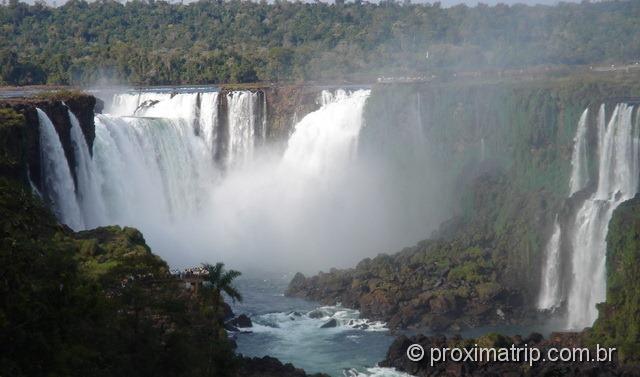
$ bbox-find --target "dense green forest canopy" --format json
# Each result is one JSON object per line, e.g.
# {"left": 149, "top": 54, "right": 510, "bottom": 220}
{"left": 0, "top": 0, "right": 639, "bottom": 85}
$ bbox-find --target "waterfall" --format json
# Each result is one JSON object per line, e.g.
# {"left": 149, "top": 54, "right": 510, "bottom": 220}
{"left": 569, "top": 109, "right": 590, "bottom": 196}
{"left": 204, "top": 89, "right": 372, "bottom": 269}
{"left": 538, "top": 109, "right": 590, "bottom": 310}
{"left": 67, "top": 107, "right": 108, "bottom": 228}
{"left": 36, "top": 88, "right": 440, "bottom": 271}
{"left": 199, "top": 92, "right": 219, "bottom": 155}
{"left": 36, "top": 108, "right": 84, "bottom": 230}
{"left": 227, "top": 91, "right": 259, "bottom": 166}
{"left": 281, "top": 89, "right": 367, "bottom": 179}
{"left": 537, "top": 217, "right": 562, "bottom": 310}
{"left": 566, "top": 103, "right": 640, "bottom": 329}
{"left": 91, "top": 113, "right": 216, "bottom": 228}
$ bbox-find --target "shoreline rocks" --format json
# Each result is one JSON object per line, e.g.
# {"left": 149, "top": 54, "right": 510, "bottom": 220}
{"left": 228, "top": 314, "right": 253, "bottom": 329}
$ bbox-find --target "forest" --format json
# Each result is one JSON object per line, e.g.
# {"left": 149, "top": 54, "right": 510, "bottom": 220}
{"left": 0, "top": 0, "right": 639, "bottom": 85}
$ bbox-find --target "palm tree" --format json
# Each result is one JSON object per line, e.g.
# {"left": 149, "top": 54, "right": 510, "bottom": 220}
{"left": 202, "top": 262, "right": 243, "bottom": 303}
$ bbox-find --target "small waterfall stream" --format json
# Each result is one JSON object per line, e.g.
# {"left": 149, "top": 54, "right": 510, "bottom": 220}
{"left": 569, "top": 109, "right": 590, "bottom": 196}
{"left": 537, "top": 217, "right": 562, "bottom": 310}
{"left": 537, "top": 109, "right": 590, "bottom": 311}
{"left": 36, "top": 108, "right": 84, "bottom": 230}
{"left": 227, "top": 91, "right": 260, "bottom": 166}
{"left": 68, "top": 105, "right": 108, "bottom": 228}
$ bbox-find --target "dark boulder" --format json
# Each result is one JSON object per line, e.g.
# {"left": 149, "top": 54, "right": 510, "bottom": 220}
{"left": 228, "top": 314, "right": 253, "bottom": 328}
{"left": 320, "top": 318, "right": 337, "bottom": 328}
{"left": 308, "top": 310, "right": 324, "bottom": 319}
{"left": 223, "top": 302, "right": 234, "bottom": 321}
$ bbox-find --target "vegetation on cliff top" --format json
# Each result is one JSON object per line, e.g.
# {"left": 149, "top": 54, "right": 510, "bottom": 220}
{"left": 590, "top": 195, "right": 640, "bottom": 364}
{"left": 0, "top": 108, "right": 25, "bottom": 178}
{"left": 0, "top": 176, "right": 240, "bottom": 376}
{"left": 1, "top": 0, "right": 640, "bottom": 85}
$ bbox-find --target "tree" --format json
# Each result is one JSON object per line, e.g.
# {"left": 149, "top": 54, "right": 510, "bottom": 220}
{"left": 202, "top": 262, "right": 243, "bottom": 303}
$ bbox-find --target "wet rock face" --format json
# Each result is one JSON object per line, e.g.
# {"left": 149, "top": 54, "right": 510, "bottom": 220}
{"left": 320, "top": 318, "right": 337, "bottom": 328}
{"left": 65, "top": 94, "right": 99, "bottom": 151}
{"left": 381, "top": 332, "right": 629, "bottom": 377}
{"left": 228, "top": 314, "right": 253, "bottom": 328}
{"left": 264, "top": 85, "right": 321, "bottom": 143}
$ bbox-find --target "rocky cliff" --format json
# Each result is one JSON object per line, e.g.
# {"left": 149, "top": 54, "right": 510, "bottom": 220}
{"left": 287, "top": 76, "right": 640, "bottom": 331}
{"left": 0, "top": 91, "right": 99, "bottom": 190}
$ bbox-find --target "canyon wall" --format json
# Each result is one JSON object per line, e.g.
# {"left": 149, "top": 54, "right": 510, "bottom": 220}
{"left": 287, "top": 77, "right": 640, "bottom": 331}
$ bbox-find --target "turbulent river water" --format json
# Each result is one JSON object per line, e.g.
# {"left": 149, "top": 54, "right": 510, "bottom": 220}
{"left": 230, "top": 275, "right": 405, "bottom": 377}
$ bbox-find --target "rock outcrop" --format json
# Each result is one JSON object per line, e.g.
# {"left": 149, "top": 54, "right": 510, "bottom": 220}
{"left": 227, "top": 314, "right": 253, "bottom": 329}
{"left": 263, "top": 85, "right": 321, "bottom": 143}
{"left": 287, "top": 173, "right": 546, "bottom": 332}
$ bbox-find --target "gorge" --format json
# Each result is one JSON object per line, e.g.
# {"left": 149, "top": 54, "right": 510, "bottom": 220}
{"left": 3, "top": 75, "right": 640, "bottom": 376}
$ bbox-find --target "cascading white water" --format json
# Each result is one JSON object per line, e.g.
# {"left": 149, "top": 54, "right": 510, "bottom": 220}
{"left": 537, "top": 109, "right": 590, "bottom": 311}
{"left": 199, "top": 92, "right": 219, "bottom": 155}
{"left": 91, "top": 113, "right": 217, "bottom": 228}
{"left": 281, "top": 90, "right": 366, "bottom": 179}
{"left": 566, "top": 103, "right": 640, "bottom": 329}
{"left": 40, "top": 88, "right": 442, "bottom": 271}
{"left": 80, "top": 88, "right": 373, "bottom": 268}
{"left": 204, "top": 89, "right": 373, "bottom": 269}
{"left": 68, "top": 107, "right": 108, "bottom": 228}
{"left": 36, "top": 108, "right": 84, "bottom": 230}
{"left": 569, "top": 109, "right": 590, "bottom": 196}
{"left": 537, "top": 217, "right": 562, "bottom": 310}
{"left": 227, "top": 91, "right": 259, "bottom": 166}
